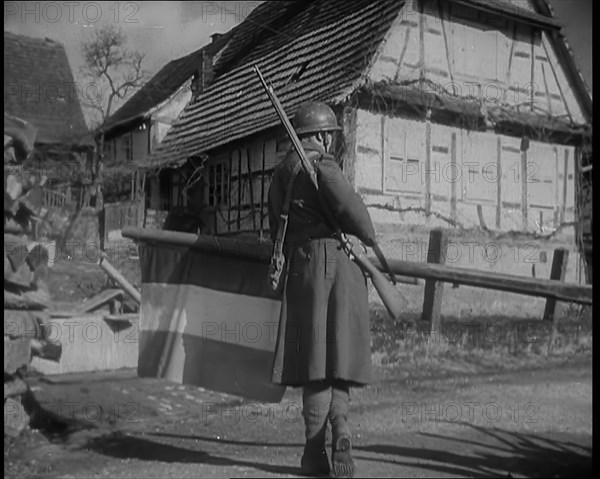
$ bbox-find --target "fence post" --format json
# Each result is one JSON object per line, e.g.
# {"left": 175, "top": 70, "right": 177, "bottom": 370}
{"left": 422, "top": 228, "right": 448, "bottom": 335}
{"left": 543, "top": 248, "right": 569, "bottom": 321}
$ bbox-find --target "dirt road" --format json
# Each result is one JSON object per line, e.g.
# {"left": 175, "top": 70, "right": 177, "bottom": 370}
{"left": 5, "top": 357, "right": 592, "bottom": 478}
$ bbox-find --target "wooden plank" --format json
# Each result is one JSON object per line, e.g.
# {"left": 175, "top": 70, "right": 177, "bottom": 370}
{"left": 121, "top": 227, "right": 593, "bottom": 305}
{"left": 39, "top": 368, "right": 137, "bottom": 384}
{"left": 425, "top": 112, "right": 432, "bottom": 216}
{"left": 99, "top": 258, "right": 141, "bottom": 304}
{"left": 543, "top": 248, "right": 569, "bottom": 321}
{"left": 421, "top": 228, "right": 448, "bottom": 333}
{"left": 368, "top": 257, "right": 592, "bottom": 305}
{"left": 496, "top": 137, "right": 502, "bottom": 228}
{"left": 530, "top": 32, "right": 535, "bottom": 111}
{"left": 521, "top": 138, "right": 528, "bottom": 230}
{"left": 561, "top": 148, "right": 568, "bottom": 223}
{"left": 450, "top": 132, "right": 457, "bottom": 221}
{"left": 104, "top": 313, "right": 139, "bottom": 323}
{"left": 247, "top": 146, "right": 256, "bottom": 231}
{"left": 77, "top": 288, "right": 124, "bottom": 313}
{"left": 476, "top": 204, "right": 488, "bottom": 230}
{"left": 381, "top": 115, "right": 388, "bottom": 192}
{"left": 419, "top": 0, "right": 425, "bottom": 76}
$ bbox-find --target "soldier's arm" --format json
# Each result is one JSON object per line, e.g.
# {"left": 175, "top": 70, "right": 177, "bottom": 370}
{"left": 316, "top": 157, "right": 377, "bottom": 247}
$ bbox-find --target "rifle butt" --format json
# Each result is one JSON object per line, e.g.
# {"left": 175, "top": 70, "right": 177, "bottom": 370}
{"left": 354, "top": 253, "right": 407, "bottom": 320}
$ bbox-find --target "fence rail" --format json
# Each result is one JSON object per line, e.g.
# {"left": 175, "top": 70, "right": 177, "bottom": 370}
{"left": 42, "top": 189, "right": 69, "bottom": 208}
{"left": 122, "top": 227, "right": 592, "bottom": 325}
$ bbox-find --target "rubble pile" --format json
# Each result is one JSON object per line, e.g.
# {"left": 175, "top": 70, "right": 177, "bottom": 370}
{"left": 4, "top": 114, "right": 62, "bottom": 438}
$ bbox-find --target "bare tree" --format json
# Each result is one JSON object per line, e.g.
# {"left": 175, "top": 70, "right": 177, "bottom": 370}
{"left": 80, "top": 24, "right": 147, "bottom": 183}
{"left": 70, "top": 24, "right": 147, "bottom": 248}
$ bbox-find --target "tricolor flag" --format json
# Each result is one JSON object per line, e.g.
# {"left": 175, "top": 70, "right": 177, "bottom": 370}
{"left": 136, "top": 230, "right": 286, "bottom": 403}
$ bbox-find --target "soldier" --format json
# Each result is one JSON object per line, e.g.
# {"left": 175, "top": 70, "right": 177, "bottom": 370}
{"left": 268, "top": 102, "right": 377, "bottom": 478}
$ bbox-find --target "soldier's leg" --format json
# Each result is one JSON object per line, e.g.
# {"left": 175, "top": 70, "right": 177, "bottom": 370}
{"left": 329, "top": 380, "right": 355, "bottom": 478}
{"left": 301, "top": 381, "right": 331, "bottom": 476}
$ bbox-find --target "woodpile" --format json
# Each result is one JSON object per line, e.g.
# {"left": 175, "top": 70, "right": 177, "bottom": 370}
{"left": 4, "top": 114, "right": 62, "bottom": 437}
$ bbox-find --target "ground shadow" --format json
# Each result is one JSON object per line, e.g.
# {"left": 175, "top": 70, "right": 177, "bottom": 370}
{"left": 83, "top": 432, "right": 304, "bottom": 477}
{"left": 149, "top": 431, "right": 303, "bottom": 449}
{"left": 355, "top": 421, "right": 592, "bottom": 478}
{"left": 77, "top": 420, "right": 592, "bottom": 478}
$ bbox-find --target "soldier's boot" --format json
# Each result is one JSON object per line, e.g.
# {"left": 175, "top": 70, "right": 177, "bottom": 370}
{"left": 329, "top": 381, "right": 355, "bottom": 478}
{"left": 301, "top": 382, "right": 331, "bottom": 477}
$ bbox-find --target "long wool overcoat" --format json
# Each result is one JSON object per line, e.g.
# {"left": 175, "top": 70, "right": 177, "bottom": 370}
{"left": 268, "top": 139, "right": 377, "bottom": 387}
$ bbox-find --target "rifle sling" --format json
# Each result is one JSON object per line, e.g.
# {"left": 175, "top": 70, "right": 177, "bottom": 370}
{"left": 273, "top": 161, "right": 302, "bottom": 258}
{"left": 311, "top": 154, "right": 397, "bottom": 284}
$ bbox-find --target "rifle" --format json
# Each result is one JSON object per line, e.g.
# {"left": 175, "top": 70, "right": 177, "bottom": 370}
{"left": 253, "top": 65, "right": 408, "bottom": 320}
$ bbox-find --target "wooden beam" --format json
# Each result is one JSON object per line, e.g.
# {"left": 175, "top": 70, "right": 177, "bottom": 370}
{"left": 561, "top": 148, "right": 569, "bottom": 223}
{"left": 541, "top": 40, "right": 574, "bottom": 124}
{"left": 520, "top": 138, "right": 528, "bottom": 231}
{"left": 247, "top": 146, "right": 256, "bottom": 231}
{"left": 425, "top": 111, "right": 432, "bottom": 216}
{"left": 381, "top": 115, "right": 388, "bottom": 193}
{"left": 530, "top": 31, "right": 535, "bottom": 112}
{"left": 543, "top": 248, "right": 569, "bottom": 321}
{"left": 367, "top": 257, "right": 592, "bottom": 305}
{"left": 121, "top": 228, "right": 593, "bottom": 305}
{"left": 450, "top": 132, "right": 457, "bottom": 221}
{"left": 496, "top": 137, "right": 502, "bottom": 229}
{"left": 421, "top": 229, "right": 448, "bottom": 332}
{"left": 98, "top": 257, "right": 141, "bottom": 304}
{"left": 419, "top": 0, "right": 425, "bottom": 78}
{"left": 553, "top": 146, "right": 560, "bottom": 227}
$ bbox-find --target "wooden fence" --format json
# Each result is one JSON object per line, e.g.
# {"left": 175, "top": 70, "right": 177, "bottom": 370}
{"left": 122, "top": 226, "right": 592, "bottom": 315}
{"left": 42, "top": 189, "right": 70, "bottom": 208}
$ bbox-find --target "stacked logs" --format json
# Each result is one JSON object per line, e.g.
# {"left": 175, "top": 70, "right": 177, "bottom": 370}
{"left": 4, "top": 115, "right": 62, "bottom": 437}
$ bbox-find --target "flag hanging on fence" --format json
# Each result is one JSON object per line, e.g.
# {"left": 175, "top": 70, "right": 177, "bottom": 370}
{"left": 137, "top": 236, "right": 286, "bottom": 403}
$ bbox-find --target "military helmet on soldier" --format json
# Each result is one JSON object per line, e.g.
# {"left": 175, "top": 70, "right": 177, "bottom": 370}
{"left": 293, "top": 102, "right": 341, "bottom": 135}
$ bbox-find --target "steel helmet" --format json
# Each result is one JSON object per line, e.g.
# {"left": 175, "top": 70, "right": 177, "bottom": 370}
{"left": 292, "top": 102, "right": 342, "bottom": 135}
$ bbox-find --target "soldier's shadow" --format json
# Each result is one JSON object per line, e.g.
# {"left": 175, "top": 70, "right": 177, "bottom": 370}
{"left": 84, "top": 432, "right": 305, "bottom": 477}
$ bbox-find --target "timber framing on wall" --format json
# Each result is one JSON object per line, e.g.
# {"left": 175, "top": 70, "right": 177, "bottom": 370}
{"left": 342, "top": 106, "right": 358, "bottom": 185}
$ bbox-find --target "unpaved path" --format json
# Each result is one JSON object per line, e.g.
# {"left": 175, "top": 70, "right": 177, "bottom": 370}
{"left": 5, "top": 357, "right": 592, "bottom": 478}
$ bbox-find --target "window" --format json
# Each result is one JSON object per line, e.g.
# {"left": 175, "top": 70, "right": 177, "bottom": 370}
{"left": 384, "top": 119, "right": 426, "bottom": 195}
{"left": 207, "top": 161, "right": 229, "bottom": 206}
{"left": 385, "top": 156, "right": 422, "bottom": 194}
{"left": 124, "top": 134, "right": 133, "bottom": 162}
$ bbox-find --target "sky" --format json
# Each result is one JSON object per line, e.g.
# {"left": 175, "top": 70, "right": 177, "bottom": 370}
{"left": 3, "top": 0, "right": 592, "bottom": 125}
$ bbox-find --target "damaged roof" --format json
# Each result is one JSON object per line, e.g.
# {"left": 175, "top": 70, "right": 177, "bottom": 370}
{"left": 144, "top": 0, "right": 403, "bottom": 169}
{"left": 4, "top": 31, "right": 95, "bottom": 148}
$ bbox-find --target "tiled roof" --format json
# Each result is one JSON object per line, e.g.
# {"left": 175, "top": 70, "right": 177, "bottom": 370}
{"left": 145, "top": 0, "right": 404, "bottom": 168}
{"left": 102, "top": 31, "right": 234, "bottom": 134}
{"left": 4, "top": 31, "right": 94, "bottom": 147}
